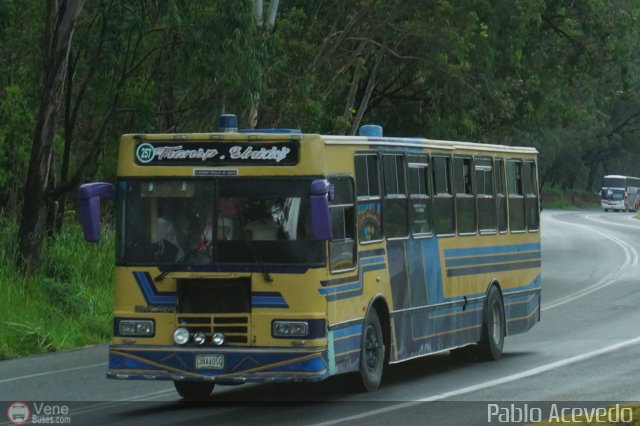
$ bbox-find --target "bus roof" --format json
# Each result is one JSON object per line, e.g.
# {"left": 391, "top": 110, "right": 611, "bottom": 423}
{"left": 322, "top": 135, "right": 538, "bottom": 154}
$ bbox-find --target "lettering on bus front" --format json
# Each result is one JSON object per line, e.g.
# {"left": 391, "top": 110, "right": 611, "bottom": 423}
{"left": 134, "top": 141, "right": 299, "bottom": 166}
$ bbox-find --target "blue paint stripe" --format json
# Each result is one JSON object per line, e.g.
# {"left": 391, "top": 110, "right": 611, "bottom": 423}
{"left": 360, "top": 256, "right": 385, "bottom": 266}
{"left": 133, "top": 272, "right": 176, "bottom": 305}
{"left": 334, "top": 336, "right": 361, "bottom": 354}
{"left": 444, "top": 242, "right": 541, "bottom": 258}
{"left": 445, "top": 251, "right": 541, "bottom": 267}
{"left": 133, "top": 272, "right": 152, "bottom": 305}
{"left": 143, "top": 272, "right": 176, "bottom": 296}
{"left": 331, "top": 324, "right": 363, "bottom": 338}
{"left": 252, "top": 297, "right": 287, "bottom": 305}
{"left": 318, "top": 282, "right": 362, "bottom": 295}
{"left": 253, "top": 303, "right": 289, "bottom": 309}
{"left": 447, "top": 260, "right": 541, "bottom": 277}
{"left": 327, "top": 289, "right": 363, "bottom": 302}
{"left": 359, "top": 248, "right": 386, "bottom": 258}
{"left": 319, "top": 263, "right": 387, "bottom": 296}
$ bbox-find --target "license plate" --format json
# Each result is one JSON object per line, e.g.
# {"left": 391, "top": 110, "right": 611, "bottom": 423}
{"left": 196, "top": 354, "right": 224, "bottom": 370}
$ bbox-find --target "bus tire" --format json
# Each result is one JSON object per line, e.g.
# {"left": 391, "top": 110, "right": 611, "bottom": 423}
{"left": 478, "top": 286, "right": 505, "bottom": 361}
{"left": 358, "top": 308, "right": 385, "bottom": 392}
{"left": 174, "top": 381, "right": 215, "bottom": 400}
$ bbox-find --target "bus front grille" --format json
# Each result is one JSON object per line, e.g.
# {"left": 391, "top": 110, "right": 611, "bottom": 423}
{"left": 176, "top": 314, "right": 249, "bottom": 345}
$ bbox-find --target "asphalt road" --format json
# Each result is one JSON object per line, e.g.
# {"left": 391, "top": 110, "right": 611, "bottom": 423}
{"left": 2, "top": 210, "right": 640, "bottom": 425}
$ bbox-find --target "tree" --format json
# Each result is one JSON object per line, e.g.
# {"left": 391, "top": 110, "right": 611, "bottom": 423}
{"left": 17, "top": 0, "right": 85, "bottom": 273}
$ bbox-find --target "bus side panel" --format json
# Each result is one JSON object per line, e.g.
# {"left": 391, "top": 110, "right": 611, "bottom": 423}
{"left": 387, "top": 238, "right": 483, "bottom": 362}
{"left": 323, "top": 243, "right": 391, "bottom": 376}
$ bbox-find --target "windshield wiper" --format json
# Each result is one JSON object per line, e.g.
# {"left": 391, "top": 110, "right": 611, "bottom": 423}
{"left": 154, "top": 241, "right": 207, "bottom": 282}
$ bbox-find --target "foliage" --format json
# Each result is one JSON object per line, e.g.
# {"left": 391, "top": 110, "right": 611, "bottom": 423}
{"left": 0, "top": 220, "right": 114, "bottom": 359}
{"left": 2, "top": 0, "right": 640, "bottom": 217}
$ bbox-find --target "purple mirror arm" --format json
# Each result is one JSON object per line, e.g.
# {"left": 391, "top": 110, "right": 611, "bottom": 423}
{"left": 78, "top": 182, "right": 115, "bottom": 242}
{"left": 310, "top": 179, "right": 332, "bottom": 241}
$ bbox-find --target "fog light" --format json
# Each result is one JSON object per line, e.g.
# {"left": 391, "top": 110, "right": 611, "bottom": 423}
{"left": 272, "top": 321, "right": 309, "bottom": 338}
{"left": 212, "top": 332, "right": 225, "bottom": 346}
{"left": 193, "top": 331, "right": 206, "bottom": 345}
{"left": 173, "top": 327, "right": 190, "bottom": 345}
{"left": 118, "top": 319, "right": 155, "bottom": 337}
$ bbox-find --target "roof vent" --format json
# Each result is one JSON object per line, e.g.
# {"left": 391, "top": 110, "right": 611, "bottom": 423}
{"left": 359, "top": 124, "right": 383, "bottom": 137}
{"left": 218, "top": 114, "right": 238, "bottom": 132}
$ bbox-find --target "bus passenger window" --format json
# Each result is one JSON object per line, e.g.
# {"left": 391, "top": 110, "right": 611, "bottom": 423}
{"left": 496, "top": 158, "right": 508, "bottom": 232}
{"left": 475, "top": 158, "right": 496, "bottom": 233}
{"left": 355, "top": 154, "right": 383, "bottom": 242}
{"left": 329, "top": 177, "right": 355, "bottom": 272}
{"left": 407, "top": 155, "right": 432, "bottom": 236}
{"left": 454, "top": 157, "right": 476, "bottom": 235}
{"left": 432, "top": 156, "right": 455, "bottom": 235}
{"left": 383, "top": 154, "right": 408, "bottom": 238}
{"left": 525, "top": 161, "right": 540, "bottom": 231}
{"left": 507, "top": 160, "right": 526, "bottom": 232}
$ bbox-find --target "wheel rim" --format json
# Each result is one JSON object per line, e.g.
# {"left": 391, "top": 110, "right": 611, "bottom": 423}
{"left": 491, "top": 301, "right": 502, "bottom": 344}
{"left": 364, "top": 324, "right": 380, "bottom": 373}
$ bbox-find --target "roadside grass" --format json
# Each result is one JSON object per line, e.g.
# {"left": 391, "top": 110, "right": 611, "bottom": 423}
{"left": 0, "top": 216, "right": 114, "bottom": 359}
{"left": 541, "top": 186, "right": 600, "bottom": 210}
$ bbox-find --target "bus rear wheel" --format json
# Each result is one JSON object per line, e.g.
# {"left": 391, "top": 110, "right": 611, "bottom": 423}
{"left": 357, "top": 309, "right": 385, "bottom": 392}
{"left": 477, "top": 286, "right": 505, "bottom": 361}
{"left": 174, "top": 381, "right": 215, "bottom": 400}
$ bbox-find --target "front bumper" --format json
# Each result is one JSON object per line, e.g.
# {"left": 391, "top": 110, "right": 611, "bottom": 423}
{"left": 108, "top": 344, "right": 330, "bottom": 383}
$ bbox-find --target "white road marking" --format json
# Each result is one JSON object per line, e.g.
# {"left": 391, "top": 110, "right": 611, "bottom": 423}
{"left": 0, "top": 362, "right": 107, "bottom": 384}
{"left": 309, "top": 336, "right": 640, "bottom": 426}
{"left": 542, "top": 213, "right": 638, "bottom": 311}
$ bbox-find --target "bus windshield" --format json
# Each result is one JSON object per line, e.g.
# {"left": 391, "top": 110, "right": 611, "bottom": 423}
{"left": 600, "top": 188, "right": 625, "bottom": 200}
{"left": 116, "top": 178, "right": 324, "bottom": 266}
{"left": 603, "top": 177, "right": 625, "bottom": 188}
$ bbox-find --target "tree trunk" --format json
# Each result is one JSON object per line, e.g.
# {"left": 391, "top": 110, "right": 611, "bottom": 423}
{"left": 349, "top": 52, "right": 383, "bottom": 135}
{"left": 17, "top": 0, "right": 85, "bottom": 274}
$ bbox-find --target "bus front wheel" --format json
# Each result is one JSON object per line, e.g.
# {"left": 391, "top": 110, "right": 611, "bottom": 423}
{"left": 174, "top": 381, "right": 215, "bottom": 400}
{"left": 358, "top": 309, "right": 385, "bottom": 392}
{"left": 478, "top": 286, "right": 505, "bottom": 361}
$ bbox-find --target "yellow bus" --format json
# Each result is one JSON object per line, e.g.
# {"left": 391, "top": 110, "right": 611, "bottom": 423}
{"left": 79, "top": 115, "right": 541, "bottom": 399}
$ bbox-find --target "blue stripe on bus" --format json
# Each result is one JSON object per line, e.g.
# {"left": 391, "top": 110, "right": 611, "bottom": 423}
{"left": 445, "top": 251, "right": 541, "bottom": 268}
{"left": 131, "top": 273, "right": 290, "bottom": 309}
{"left": 321, "top": 264, "right": 386, "bottom": 299}
{"left": 447, "top": 260, "right": 541, "bottom": 277}
{"left": 251, "top": 292, "right": 289, "bottom": 309}
{"left": 133, "top": 272, "right": 176, "bottom": 306}
{"left": 331, "top": 324, "right": 363, "bottom": 338}
{"left": 444, "top": 242, "right": 541, "bottom": 258}
{"left": 358, "top": 248, "right": 386, "bottom": 258}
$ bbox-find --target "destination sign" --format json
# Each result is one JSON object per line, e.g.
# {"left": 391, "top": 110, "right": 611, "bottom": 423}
{"left": 134, "top": 141, "right": 299, "bottom": 166}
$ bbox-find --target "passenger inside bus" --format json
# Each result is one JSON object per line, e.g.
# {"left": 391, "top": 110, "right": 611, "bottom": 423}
{"left": 156, "top": 201, "right": 185, "bottom": 261}
{"left": 244, "top": 200, "right": 279, "bottom": 240}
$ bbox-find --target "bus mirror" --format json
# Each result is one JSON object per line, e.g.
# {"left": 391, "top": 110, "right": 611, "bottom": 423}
{"left": 310, "top": 179, "right": 332, "bottom": 241}
{"left": 78, "top": 182, "right": 115, "bottom": 242}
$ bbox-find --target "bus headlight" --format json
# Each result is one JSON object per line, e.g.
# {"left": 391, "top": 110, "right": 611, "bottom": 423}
{"left": 212, "top": 332, "right": 225, "bottom": 346}
{"left": 118, "top": 319, "right": 155, "bottom": 337}
{"left": 193, "top": 332, "right": 206, "bottom": 345}
{"left": 272, "top": 321, "right": 309, "bottom": 338}
{"left": 173, "top": 327, "right": 190, "bottom": 345}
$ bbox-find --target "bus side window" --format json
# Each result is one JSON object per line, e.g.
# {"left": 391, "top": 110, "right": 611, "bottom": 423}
{"left": 525, "top": 161, "right": 540, "bottom": 231}
{"left": 475, "top": 157, "right": 496, "bottom": 233}
{"left": 355, "top": 154, "right": 383, "bottom": 242}
{"left": 432, "top": 155, "right": 455, "bottom": 236}
{"left": 407, "top": 154, "right": 432, "bottom": 236}
{"left": 329, "top": 177, "right": 356, "bottom": 272}
{"left": 454, "top": 156, "right": 476, "bottom": 235}
{"left": 507, "top": 159, "right": 526, "bottom": 232}
{"left": 383, "top": 154, "right": 408, "bottom": 239}
{"left": 495, "top": 158, "right": 508, "bottom": 233}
